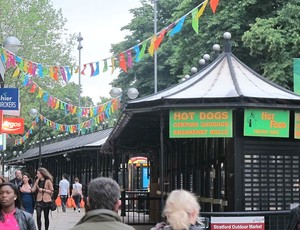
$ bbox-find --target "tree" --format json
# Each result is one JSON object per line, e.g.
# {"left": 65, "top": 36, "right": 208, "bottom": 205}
{"left": 0, "top": 0, "right": 80, "bottom": 148}
{"left": 111, "top": 0, "right": 299, "bottom": 97}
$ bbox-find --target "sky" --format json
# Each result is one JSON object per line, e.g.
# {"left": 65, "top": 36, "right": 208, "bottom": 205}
{"left": 51, "top": 0, "right": 142, "bottom": 104}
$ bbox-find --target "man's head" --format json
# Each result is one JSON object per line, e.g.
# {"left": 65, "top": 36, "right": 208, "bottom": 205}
{"left": 15, "top": 170, "right": 22, "bottom": 180}
{"left": 87, "top": 177, "right": 121, "bottom": 212}
{"left": 62, "top": 174, "right": 68, "bottom": 180}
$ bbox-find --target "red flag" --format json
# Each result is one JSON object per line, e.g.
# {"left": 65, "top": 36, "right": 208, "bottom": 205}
{"left": 154, "top": 29, "right": 167, "bottom": 50}
{"left": 210, "top": 0, "right": 219, "bottom": 13}
{"left": 119, "top": 53, "right": 127, "bottom": 73}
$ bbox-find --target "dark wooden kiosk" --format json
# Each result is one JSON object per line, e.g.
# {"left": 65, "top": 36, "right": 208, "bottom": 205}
{"left": 102, "top": 33, "right": 300, "bottom": 225}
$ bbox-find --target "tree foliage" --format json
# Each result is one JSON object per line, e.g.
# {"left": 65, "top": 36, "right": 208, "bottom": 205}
{"left": 0, "top": 0, "right": 82, "bottom": 149}
{"left": 111, "top": 0, "right": 300, "bottom": 97}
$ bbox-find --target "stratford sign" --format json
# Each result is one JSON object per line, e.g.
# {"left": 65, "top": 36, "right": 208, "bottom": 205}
{"left": 1, "top": 117, "right": 24, "bottom": 134}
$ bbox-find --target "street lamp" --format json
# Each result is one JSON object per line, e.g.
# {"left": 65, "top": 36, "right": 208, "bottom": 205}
{"left": 109, "top": 87, "right": 139, "bottom": 100}
{"left": 29, "top": 106, "right": 42, "bottom": 168}
{"left": 3, "top": 36, "right": 21, "bottom": 54}
{"left": 151, "top": 0, "right": 159, "bottom": 93}
{"left": 1, "top": 36, "right": 21, "bottom": 88}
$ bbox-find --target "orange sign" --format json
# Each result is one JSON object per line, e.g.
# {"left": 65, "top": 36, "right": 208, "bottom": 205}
{"left": 2, "top": 117, "right": 24, "bottom": 134}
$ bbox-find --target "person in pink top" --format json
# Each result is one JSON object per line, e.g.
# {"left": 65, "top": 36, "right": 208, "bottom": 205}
{"left": 0, "top": 182, "right": 36, "bottom": 230}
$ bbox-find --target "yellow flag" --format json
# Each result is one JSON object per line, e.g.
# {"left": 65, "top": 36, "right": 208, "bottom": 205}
{"left": 111, "top": 58, "right": 115, "bottom": 75}
{"left": 12, "top": 67, "right": 20, "bottom": 77}
{"left": 148, "top": 36, "right": 157, "bottom": 57}
{"left": 197, "top": 0, "right": 208, "bottom": 19}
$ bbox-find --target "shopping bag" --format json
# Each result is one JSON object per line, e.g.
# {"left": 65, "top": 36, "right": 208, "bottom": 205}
{"left": 66, "top": 197, "right": 73, "bottom": 208}
{"left": 55, "top": 196, "right": 62, "bottom": 207}
{"left": 71, "top": 197, "right": 77, "bottom": 208}
{"left": 80, "top": 198, "right": 85, "bottom": 208}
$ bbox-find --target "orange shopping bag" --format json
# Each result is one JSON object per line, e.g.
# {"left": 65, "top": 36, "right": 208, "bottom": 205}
{"left": 66, "top": 197, "right": 73, "bottom": 208}
{"left": 55, "top": 196, "right": 62, "bottom": 207}
{"left": 71, "top": 197, "right": 76, "bottom": 208}
{"left": 80, "top": 198, "right": 85, "bottom": 208}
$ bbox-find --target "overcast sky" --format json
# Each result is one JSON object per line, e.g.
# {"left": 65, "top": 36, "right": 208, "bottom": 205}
{"left": 51, "top": 0, "right": 142, "bottom": 104}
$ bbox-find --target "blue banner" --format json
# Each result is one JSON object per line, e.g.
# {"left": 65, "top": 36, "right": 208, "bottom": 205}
{"left": 0, "top": 88, "right": 19, "bottom": 110}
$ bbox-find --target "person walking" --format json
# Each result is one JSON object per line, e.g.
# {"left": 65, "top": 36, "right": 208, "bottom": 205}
{"left": 9, "top": 169, "right": 22, "bottom": 188}
{"left": 58, "top": 174, "right": 70, "bottom": 212}
{"left": 31, "top": 167, "right": 54, "bottom": 230}
{"left": 151, "top": 189, "right": 204, "bottom": 230}
{"left": 71, "top": 177, "right": 83, "bottom": 212}
{"left": 19, "top": 173, "right": 35, "bottom": 215}
{"left": 71, "top": 177, "right": 134, "bottom": 230}
{"left": 0, "top": 182, "right": 36, "bottom": 230}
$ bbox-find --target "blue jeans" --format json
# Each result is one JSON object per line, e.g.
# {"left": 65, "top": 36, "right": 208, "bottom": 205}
{"left": 60, "top": 195, "right": 68, "bottom": 212}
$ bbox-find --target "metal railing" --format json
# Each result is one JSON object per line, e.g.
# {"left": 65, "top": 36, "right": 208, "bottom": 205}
{"left": 120, "top": 191, "right": 292, "bottom": 229}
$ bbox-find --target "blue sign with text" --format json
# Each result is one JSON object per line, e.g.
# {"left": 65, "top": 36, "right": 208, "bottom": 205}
{"left": 0, "top": 88, "right": 19, "bottom": 110}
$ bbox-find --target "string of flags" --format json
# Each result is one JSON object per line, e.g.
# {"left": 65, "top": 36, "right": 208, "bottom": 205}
{"left": 1, "top": 0, "right": 220, "bottom": 83}
{"left": 13, "top": 105, "right": 118, "bottom": 146}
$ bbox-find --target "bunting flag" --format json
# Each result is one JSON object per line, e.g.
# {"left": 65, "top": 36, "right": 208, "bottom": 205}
{"left": 119, "top": 53, "right": 127, "bottom": 73}
{"left": 134, "top": 45, "right": 141, "bottom": 62}
{"left": 93, "top": 62, "right": 99, "bottom": 76}
{"left": 192, "top": 8, "right": 199, "bottom": 34}
{"left": 154, "top": 29, "right": 167, "bottom": 50}
{"left": 111, "top": 58, "right": 115, "bottom": 74}
{"left": 138, "top": 41, "right": 147, "bottom": 60}
{"left": 148, "top": 36, "right": 157, "bottom": 56}
{"left": 103, "top": 59, "right": 108, "bottom": 72}
{"left": 210, "top": 0, "right": 220, "bottom": 13}
{"left": 197, "top": 0, "right": 209, "bottom": 19}
{"left": 170, "top": 16, "right": 186, "bottom": 37}
{"left": 0, "top": 0, "right": 216, "bottom": 83}
{"left": 126, "top": 50, "right": 133, "bottom": 68}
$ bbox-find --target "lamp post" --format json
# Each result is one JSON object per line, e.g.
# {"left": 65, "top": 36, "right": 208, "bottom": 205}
{"left": 77, "top": 32, "right": 83, "bottom": 128}
{"left": 151, "top": 0, "right": 158, "bottom": 93}
{"left": 29, "top": 103, "right": 42, "bottom": 168}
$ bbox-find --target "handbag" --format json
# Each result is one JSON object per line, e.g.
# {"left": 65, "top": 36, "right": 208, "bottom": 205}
{"left": 50, "top": 200, "right": 57, "bottom": 211}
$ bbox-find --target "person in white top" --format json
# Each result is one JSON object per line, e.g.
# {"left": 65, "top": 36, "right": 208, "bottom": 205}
{"left": 71, "top": 177, "right": 83, "bottom": 212}
{"left": 58, "top": 174, "right": 70, "bottom": 212}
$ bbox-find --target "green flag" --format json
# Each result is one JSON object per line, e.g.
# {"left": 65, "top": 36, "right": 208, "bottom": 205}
{"left": 138, "top": 40, "right": 147, "bottom": 60}
{"left": 192, "top": 8, "right": 199, "bottom": 34}
{"left": 103, "top": 59, "right": 108, "bottom": 72}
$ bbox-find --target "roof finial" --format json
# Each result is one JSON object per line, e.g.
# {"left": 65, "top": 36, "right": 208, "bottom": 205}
{"left": 223, "top": 32, "right": 232, "bottom": 53}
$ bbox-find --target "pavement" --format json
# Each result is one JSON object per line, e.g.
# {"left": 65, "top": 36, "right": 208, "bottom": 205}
{"left": 34, "top": 207, "right": 152, "bottom": 230}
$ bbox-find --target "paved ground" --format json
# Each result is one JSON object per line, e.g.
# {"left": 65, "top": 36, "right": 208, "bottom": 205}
{"left": 33, "top": 207, "right": 153, "bottom": 230}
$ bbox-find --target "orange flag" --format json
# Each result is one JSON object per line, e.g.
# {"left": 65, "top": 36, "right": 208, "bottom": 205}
{"left": 210, "top": 0, "right": 219, "bottom": 13}
{"left": 119, "top": 53, "right": 127, "bottom": 72}
{"left": 154, "top": 29, "right": 167, "bottom": 50}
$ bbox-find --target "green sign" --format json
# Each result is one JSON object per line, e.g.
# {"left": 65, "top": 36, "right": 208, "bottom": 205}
{"left": 169, "top": 109, "right": 232, "bottom": 138}
{"left": 244, "top": 109, "right": 289, "bottom": 137}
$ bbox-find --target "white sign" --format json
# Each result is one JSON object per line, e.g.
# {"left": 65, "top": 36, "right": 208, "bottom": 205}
{"left": 211, "top": 216, "right": 264, "bottom": 230}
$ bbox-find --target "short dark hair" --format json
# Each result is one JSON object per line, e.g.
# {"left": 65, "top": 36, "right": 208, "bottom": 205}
{"left": 88, "top": 177, "right": 120, "bottom": 211}
{"left": 62, "top": 174, "right": 68, "bottom": 180}
{"left": 0, "top": 182, "right": 22, "bottom": 209}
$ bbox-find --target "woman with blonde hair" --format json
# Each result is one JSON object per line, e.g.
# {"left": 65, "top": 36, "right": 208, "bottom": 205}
{"left": 152, "top": 189, "right": 204, "bottom": 230}
{"left": 31, "top": 167, "right": 54, "bottom": 230}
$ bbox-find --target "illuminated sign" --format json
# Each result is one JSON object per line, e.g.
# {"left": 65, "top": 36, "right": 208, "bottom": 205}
{"left": 2, "top": 117, "right": 24, "bottom": 134}
{"left": 294, "top": 112, "right": 300, "bottom": 139}
{"left": 244, "top": 109, "right": 289, "bottom": 137}
{"left": 169, "top": 109, "right": 233, "bottom": 138}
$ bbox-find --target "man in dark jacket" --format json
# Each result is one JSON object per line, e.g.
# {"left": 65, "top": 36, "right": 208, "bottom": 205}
{"left": 71, "top": 177, "right": 134, "bottom": 230}
{"left": 9, "top": 169, "right": 22, "bottom": 187}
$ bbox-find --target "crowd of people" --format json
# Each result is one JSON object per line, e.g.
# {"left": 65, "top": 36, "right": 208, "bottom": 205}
{"left": 0, "top": 168, "right": 205, "bottom": 230}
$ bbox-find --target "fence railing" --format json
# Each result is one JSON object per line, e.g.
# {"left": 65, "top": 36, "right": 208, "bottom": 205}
{"left": 120, "top": 190, "right": 292, "bottom": 229}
